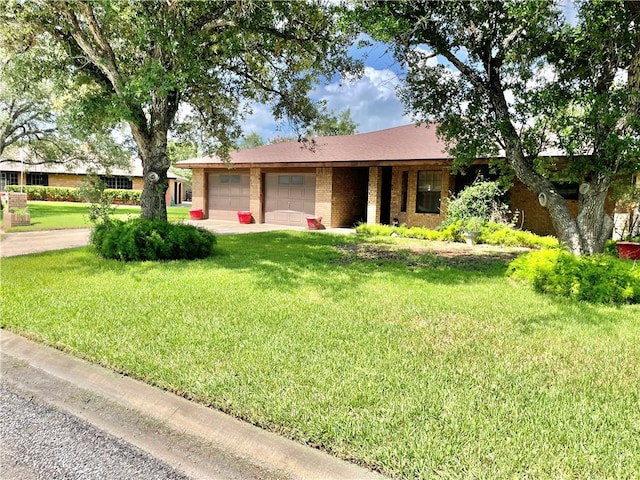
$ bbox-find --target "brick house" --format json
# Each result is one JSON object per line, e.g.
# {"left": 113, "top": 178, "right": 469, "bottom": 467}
{"left": 177, "top": 124, "right": 617, "bottom": 236}
{"left": 0, "top": 159, "right": 188, "bottom": 206}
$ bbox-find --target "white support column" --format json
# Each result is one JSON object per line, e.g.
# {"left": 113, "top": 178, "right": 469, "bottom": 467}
{"left": 367, "top": 167, "right": 381, "bottom": 224}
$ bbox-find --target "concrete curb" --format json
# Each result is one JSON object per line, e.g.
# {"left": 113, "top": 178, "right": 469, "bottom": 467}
{"left": 1, "top": 330, "right": 383, "bottom": 480}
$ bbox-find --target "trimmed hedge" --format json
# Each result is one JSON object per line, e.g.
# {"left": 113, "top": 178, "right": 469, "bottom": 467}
{"left": 4, "top": 185, "right": 141, "bottom": 204}
{"left": 508, "top": 249, "right": 640, "bottom": 304}
{"left": 91, "top": 218, "right": 216, "bottom": 261}
{"left": 355, "top": 222, "right": 559, "bottom": 250}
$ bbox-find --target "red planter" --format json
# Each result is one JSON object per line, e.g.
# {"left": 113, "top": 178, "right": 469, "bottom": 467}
{"left": 306, "top": 216, "right": 324, "bottom": 230}
{"left": 616, "top": 242, "right": 640, "bottom": 260}
{"left": 189, "top": 209, "right": 203, "bottom": 220}
{"left": 237, "top": 211, "right": 252, "bottom": 224}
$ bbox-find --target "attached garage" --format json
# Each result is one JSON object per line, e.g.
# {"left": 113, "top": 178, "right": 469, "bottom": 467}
{"left": 264, "top": 173, "right": 316, "bottom": 226}
{"left": 208, "top": 172, "right": 250, "bottom": 220}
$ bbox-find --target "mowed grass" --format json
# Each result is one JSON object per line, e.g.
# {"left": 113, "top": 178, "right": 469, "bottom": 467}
{"left": 2, "top": 232, "right": 639, "bottom": 478}
{"left": 2, "top": 201, "right": 191, "bottom": 231}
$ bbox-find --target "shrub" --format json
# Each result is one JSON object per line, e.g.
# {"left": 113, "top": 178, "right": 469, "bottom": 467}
{"left": 508, "top": 249, "right": 640, "bottom": 304}
{"left": 4, "top": 185, "right": 141, "bottom": 204}
{"left": 443, "top": 179, "right": 511, "bottom": 227}
{"left": 91, "top": 218, "right": 216, "bottom": 261}
{"left": 356, "top": 221, "right": 557, "bottom": 249}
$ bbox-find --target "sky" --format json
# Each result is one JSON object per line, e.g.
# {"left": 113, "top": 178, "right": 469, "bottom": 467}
{"left": 240, "top": 0, "right": 578, "bottom": 142}
{"left": 240, "top": 39, "right": 413, "bottom": 141}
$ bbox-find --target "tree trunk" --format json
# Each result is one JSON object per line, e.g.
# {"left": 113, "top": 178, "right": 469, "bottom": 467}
{"left": 486, "top": 81, "right": 586, "bottom": 253}
{"left": 128, "top": 92, "right": 178, "bottom": 221}
{"left": 140, "top": 138, "right": 171, "bottom": 222}
{"left": 576, "top": 174, "right": 614, "bottom": 254}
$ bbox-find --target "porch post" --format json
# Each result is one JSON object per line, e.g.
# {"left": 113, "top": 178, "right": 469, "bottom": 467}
{"left": 249, "top": 168, "right": 264, "bottom": 223}
{"left": 191, "top": 168, "right": 208, "bottom": 218}
{"left": 367, "top": 166, "right": 381, "bottom": 224}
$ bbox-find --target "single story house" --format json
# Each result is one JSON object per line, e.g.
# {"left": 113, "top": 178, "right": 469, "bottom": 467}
{"left": 177, "top": 124, "right": 625, "bottom": 236}
{"left": 0, "top": 158, "right": 188, "bottom": 206}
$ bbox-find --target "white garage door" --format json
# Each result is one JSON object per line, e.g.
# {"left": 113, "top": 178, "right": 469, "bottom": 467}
{"left": 208, "top": 173, "right": 250, "bottom": 220}
{"left": 265, "top": 173, "right": 316, "bottom": 226}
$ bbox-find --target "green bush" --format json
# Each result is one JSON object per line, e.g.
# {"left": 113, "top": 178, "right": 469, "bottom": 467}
{"left": 442, "top": 179, "right": 511, "bottom": 227}
{"left": 356, "top": 222, "right": 557, "bottom": 249}
{"left": 4, "top": 185, "right": 140, "bottom": 204}
{"left": 91, "top": 218, "right": 216, "bottom": 261}
{"left": 508, "top": 249, "right": 640, "bottom": 304}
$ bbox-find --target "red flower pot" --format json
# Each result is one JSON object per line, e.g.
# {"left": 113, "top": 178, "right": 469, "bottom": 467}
{"left": 616, "top": 242, "right": 640, "bottom": 260}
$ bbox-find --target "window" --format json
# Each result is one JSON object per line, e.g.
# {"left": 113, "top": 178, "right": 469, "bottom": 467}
{"left": 553, "top": 182, "right": 579, "bottom": 200}
{"left": 101, "top": 176, "right": 133, "bottom": 190}
{"left": 26, "top": 173, "right": 49, "bottom": 186}
{"left": 400, "top": 171, "right": 408, "bottom": 213}
{"left": 279, "top": 175, "right": 304, "bottom": 185}
{"left": 220, "top": 175, "right": 241, "bottom": 183}
{"left": 1, "top": 172, "right": 19, "bottom": 191}
{"left": 416, "top": 170, "right": 442, "bottom": 214}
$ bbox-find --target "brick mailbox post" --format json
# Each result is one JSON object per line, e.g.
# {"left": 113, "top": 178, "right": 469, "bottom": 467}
{"left": 3, "top": 192, "right": 31, "bottom": 228}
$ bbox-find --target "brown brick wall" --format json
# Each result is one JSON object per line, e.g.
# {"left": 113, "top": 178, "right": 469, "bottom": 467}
{"left": 331, "top": 167, "right": 368, "bottom": 227}
{"left": 48, "top": 174, "right": 84, "bottom": 188}
{"left": 191, "top": 169, "right": 206, "bottom": 214}
{"left": 509, "top": 180, "right": 616, "bottom": 236}
{"left": 249, "top": 168, "right": 264, "bottom": 223}
{"left": 367, "top": 167, "right": 381, "bottom": 224}
{"left": 315, "top": 167, "right": 333, "bottom": 226}
{"left": 389, "top": 166, "right": 449, "bottom": 229}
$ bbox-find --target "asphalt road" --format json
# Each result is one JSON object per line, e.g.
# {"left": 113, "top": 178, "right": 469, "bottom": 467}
{"left": 0, "top": 384, "right": 191, "bottom": 480}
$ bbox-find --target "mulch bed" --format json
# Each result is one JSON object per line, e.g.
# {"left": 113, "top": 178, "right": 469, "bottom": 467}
{"left": 334, "top": 241, "right": 530, "bottom": 269}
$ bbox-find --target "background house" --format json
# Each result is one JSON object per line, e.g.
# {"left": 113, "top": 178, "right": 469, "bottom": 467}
{"left": 176, "top": 124, "right": 617, "bottom": 236}
{"left": 0, "top": 159, "right": 188, "bottom": 206}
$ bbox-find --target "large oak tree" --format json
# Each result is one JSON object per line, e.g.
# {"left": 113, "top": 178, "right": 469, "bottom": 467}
{"left": 3, "top": 0, "right": 356, "bottom": 220}
{"left": 357, "top": 0, "right": 639, "bottom": 254}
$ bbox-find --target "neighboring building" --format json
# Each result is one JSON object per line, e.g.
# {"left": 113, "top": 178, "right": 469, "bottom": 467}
{"left": 0, "top": 159, "right": 188, "bottom": 206}
{"left": 176, "top": 124, "right": 616, "bottom": 235}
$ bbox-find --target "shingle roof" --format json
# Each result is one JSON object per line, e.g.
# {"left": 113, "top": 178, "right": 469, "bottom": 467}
{"left": 0, "top": 156, "right": 185, "bottom": 180}
{"left": 177, "top": 123, "right": 451, "bottom": 168}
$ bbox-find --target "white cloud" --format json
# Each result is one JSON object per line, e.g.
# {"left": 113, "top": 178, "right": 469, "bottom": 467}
{"left": 240, "top": 66, "right": 411, "bottom": 139}
{"left": 314, "top": 66, "right": 411, "bottom": 133}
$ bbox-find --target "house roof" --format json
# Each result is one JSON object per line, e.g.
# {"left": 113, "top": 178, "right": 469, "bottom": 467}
{"left": 0, "top": 157, "right": 186, "bottom": 180}
{"left": 176, "top": 124, "right": 454, "bottom": 169}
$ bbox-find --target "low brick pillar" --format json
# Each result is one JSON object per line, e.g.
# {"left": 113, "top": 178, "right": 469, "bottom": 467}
{"left": 3, "top": 192, "right": 31, "bottom": 228}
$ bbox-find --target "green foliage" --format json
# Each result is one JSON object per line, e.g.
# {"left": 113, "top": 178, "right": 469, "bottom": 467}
{"left": 356, "top": 221, "right": 558, "bottom": 249}
{"left": 310, "top": 108, "right": 358, "bottom": 136}
{"left": 355, "top": 0, "right": 639, "bottom": 254}
{"left": 8, "top": 0, "right": 359, "bottom": 220}
{"left": 4, "top": 185, "right": 141, "bottom": 204}
{"left": 91, "top": 218, "right": 216, "bottom": 261}
{"left": 480, "top": 222, "right": 559, "bottom": 249}
{"left": 508, "top": 250, "right": 640, "bottom": 304}
{"left": 78, "top": 175, "right": 115, "bottom": 225}
{"left": 443, "top": 179, "right": 511, "bottom": 227}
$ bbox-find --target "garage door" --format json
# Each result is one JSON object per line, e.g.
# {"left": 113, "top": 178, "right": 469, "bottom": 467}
{"left": 208, "top": 173, "right": 250, "bottom": 220}
{"left": 265, "top": 173, "right": 316, "bottom": 226}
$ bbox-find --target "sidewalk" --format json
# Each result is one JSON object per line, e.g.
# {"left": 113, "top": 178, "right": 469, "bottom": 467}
{"left": 1, "top": 330, "right": 383, "bottom": 480}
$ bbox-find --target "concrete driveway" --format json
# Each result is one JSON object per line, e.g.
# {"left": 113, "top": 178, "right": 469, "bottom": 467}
{"left": 0, "top": 220, "right": 355, "bottom": 257}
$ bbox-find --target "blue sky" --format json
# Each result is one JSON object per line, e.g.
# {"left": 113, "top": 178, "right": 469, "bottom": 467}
{"left": 242, "top": 0, "right": 578, "bottom": 142}
{"left": 241, "top": 38, "right": 412, "bottom": 140}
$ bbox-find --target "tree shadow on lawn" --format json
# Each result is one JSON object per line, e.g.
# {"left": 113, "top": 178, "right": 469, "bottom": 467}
{"left": 206, "top": 231, "right": 518, "bottom": 293}
{"left": 44, "top": 231, "right": 519, "bottom": 292}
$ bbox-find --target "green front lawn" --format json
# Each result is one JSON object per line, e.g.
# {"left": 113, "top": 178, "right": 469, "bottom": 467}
{"left": 2, "top": 232, "right": 639, "bottom": 478}
{"left": 1, "top": 201, "right": 191, "bottom": 231}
